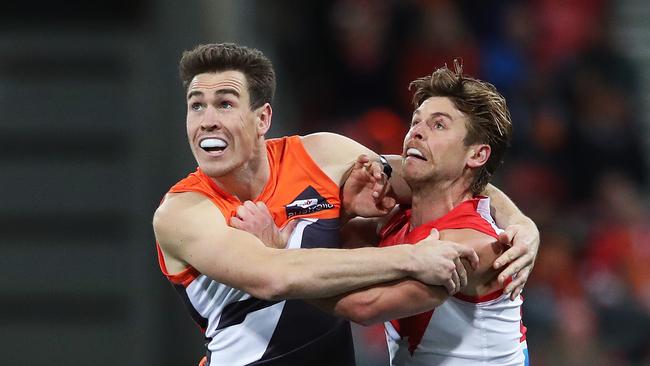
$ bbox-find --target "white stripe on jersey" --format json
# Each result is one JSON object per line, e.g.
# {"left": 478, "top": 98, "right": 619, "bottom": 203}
{"left": 476, "top": 197, "right": 504, "bottom": 235}
{"left": 207, "top": 301, "right": 287, "bottom": 365}
{"left": 286, "top": 218, "right": 317, "bottom": 249}
{"left": 181, "top": 218, "right": 320, "bottom": 366}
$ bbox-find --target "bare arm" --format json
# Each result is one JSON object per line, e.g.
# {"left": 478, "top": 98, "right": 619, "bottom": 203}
{"left": 154, "top": 192, "right": 474, "bottom": 301}
{"left": 482, "top": 184, "right": 540, "bottom": 299}
{"left": 302, "top": 134, "right": 397, "bottom": 219}
{"left": 311, "top": 280, "right": 448, "bottom": 326}
{"left": 314, "top": 229, "right": 500, "bottom": 325}
{"left": 301, "top": 133, "right": 381, "bottom": 187}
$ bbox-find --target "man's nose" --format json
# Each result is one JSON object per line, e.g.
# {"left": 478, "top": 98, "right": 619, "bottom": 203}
{"left": 200, "top": 108, "right": 221, "bottom": 130}
{"left": 410, "top": 123, "right": 425, "bottom": 140}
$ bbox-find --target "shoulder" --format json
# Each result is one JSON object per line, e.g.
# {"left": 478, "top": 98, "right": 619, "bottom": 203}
{"left": 300, "top": 133, "right": 377, "bottom": 186}
{"left": 300, "top": 132, "right": 359, "bottom": 148}
{"left": 155, "top": 192, "right": 221, "bottom": 220}
{"left": 154, "top": 192, "right": 228, "bottom": 249}
{"left": 302, "top": 132, "right": 376, "bottom": 158}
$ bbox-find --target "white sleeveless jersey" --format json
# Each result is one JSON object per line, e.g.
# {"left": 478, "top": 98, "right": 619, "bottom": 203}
{"left": 385, "top": 293, "right": 528, "bottom": 365}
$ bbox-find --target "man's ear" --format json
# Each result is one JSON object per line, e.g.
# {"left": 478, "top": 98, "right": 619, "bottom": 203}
{"left": 467, "top": 144, "right": 491, "bottom": 168}
{"left": 256, "top": 103, "right": 273, "bottom": 136}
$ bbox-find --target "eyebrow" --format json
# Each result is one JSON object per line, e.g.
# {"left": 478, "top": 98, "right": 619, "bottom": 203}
{"left": 186, "top": 88, "right": 241, "bottom": 100}
{"left": 412, "top": 110, "right": 454, "bottom": 121}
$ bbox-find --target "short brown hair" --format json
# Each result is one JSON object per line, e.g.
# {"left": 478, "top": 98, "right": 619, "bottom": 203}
{"left": 409, "top": 61, "right": 512, "bottom": 195}
{"left": 179, "top": 43, "right": 275, "bottom": 110}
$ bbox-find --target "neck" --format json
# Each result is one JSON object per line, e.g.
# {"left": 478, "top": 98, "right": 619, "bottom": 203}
{"left": 211, "top": 141, "right": 270, "bottom": 202}
{"left": 409, "top": 177, "right": 473, "bottom": 229}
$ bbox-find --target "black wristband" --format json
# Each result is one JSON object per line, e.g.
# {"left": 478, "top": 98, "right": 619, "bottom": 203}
{"left": 379, "top": 155, "right": 392, "bottom": 179}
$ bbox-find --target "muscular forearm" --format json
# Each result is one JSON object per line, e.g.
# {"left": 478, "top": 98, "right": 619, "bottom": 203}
{"left": 309, "top": 280, "right": 448, "bottom": 326}
{"left": 263, "top": 244, "right": 421, "bottom": 301}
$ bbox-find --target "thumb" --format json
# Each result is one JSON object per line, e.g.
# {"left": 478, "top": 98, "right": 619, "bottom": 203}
{"left": 498, "top": 227, "right": 515, "bottom": 247}
{"left": 281, "top": 220, "right": 298, "bottom": 241}
{"left": 428, "top": 228, "right": 440, "bottom": 240}
{"left": 230, "top": 216, "right": 243, "bottom": 229}
{"left": 455, "top": 244, "right": 480, "bottom": 270}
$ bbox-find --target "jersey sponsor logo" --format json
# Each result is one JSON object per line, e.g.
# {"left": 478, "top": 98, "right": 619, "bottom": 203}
{"left": 285, "top": 186, "right": 334, "bottom": 218}
{"left": 286, "top": 198, "right": 318, "bottom": 209}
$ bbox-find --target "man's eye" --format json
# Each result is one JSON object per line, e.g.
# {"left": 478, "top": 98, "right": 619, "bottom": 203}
{"left": 220, "top": 101, "right": 233, "bottom": 109}
{"left": 191, "top": 102, "right": 204, "bottom": 111}
{"left": 434, "top": 122, "right": 444, "bottom": 129}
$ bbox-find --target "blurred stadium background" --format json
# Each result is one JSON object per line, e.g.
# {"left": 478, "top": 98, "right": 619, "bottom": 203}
{"left": 1, "top": 0, "right": 649, "bottom": 365}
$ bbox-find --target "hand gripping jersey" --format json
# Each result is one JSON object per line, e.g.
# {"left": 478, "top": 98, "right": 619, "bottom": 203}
{"left": 156, "top": 136, "right": 355, "bottom": 366}
{"left": 379, "top": 197, "right": 528, "bottom": 366}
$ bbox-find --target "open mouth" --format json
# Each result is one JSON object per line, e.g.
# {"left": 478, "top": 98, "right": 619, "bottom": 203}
{"left": 200, "top": 138, "right": 228, "bottom": 153}
{"left": 406, "top": 147, "right": 427, "bottom": 161}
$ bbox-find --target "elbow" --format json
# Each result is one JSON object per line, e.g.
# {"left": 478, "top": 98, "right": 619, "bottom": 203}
{"left": 344, "top": 306, "right": 384, "bottom": 326}
{"left": 335, "top": 296, "right": 384, "bottom": 326}
{"left": 249, "top": 272, "right": 293, "bottom": 301}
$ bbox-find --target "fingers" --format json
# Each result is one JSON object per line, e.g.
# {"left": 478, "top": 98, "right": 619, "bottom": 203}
{"left": 455, "top": 257, "right": 468, "bottom": 288}
{"left": 281, "top": 219, "right": 298, "bottom": 237}
{"left": 378, "top": 196, "right": 396, "bottom": 214}
{"left": 497, "top": 227, "right": 516, "bottom": 248}
{"left": 497, "top": 255, "right": 527, "bottom": 284}
{"left": 498, "top": 256, "right": 533, "bottom": 288}
{"left": 368, "top": 160, "right": 383, "bottom": 180}
{"left": 229, "top": 216, "right": 244, "bottom": 229}
{"left": 255, "top": 201, "right": 271, "bottom": 215}
{"left": 375, "top": 171, "right": 390, "bottom": 199}
{"left": 454, "top": 244, "right": 479, "bottom": 270}
{"left": 355, "top": 154, "right": 370, "bottom": 165}
{"left": 369, "top": 162, "right": 386, "bottom": 198}
{"left": 510, "top": 285, "right": 524, "bottom": 301}
{"left": 232, "top": 202, "right": 262, "bottom": 231}
{"left": 450, "top": 268, "right": 460, "bottom": 294}
{"left": 503, "top": 265, "right": 531, "bottom": 294}
{"left": 493, "top": 243, "right": 527, "bottom": 270}
{"left": 234, "top": 201, "right": 275, "bottom": 227}
{"left": 444, "top": 278, "right": 456, "bottom": 294}
{"left": 236, "top": 203, "right": 251, "bottom": 220}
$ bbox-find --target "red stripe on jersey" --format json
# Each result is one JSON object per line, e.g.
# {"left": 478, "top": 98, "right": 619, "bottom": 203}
{"left": 454, "top": 289, "right": 503, "bottom": 303}
{"left": 389, "top": 311, "right": 435, "bottom": 355}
